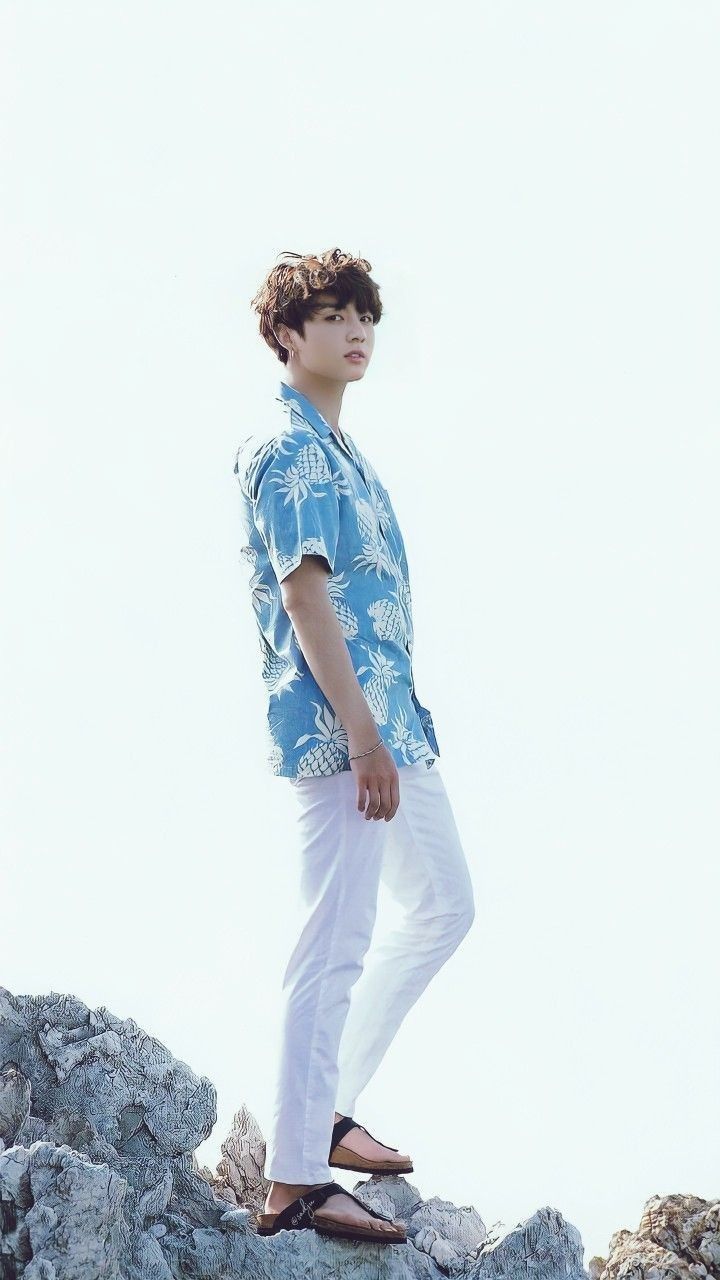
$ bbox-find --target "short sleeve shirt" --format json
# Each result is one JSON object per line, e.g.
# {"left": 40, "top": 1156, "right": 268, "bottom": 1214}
{"left": 233, "top": 380, "right": 440, "bottom": 779}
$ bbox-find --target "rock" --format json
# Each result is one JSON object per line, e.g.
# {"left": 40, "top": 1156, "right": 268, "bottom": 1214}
{"left": 0, "top": 1062, "right": 31, "bottom": 1151}
{"left": 0, "top": 1140, "right": 127, "bottom": 1277}
{"left": 391, "top": 1191, "right": 483, "bottom": 1269}
{"left": 1, "top": 984, "right": 715, "bottom": 1280}
{"left": 590, "top": 1194, "right": 720, "bottom": 1280}
{"left": 464, "top": 1206, "right": 585, "bottom": 1280}
{"left": 201, "top": 1103, "right": 267, "bottom": 1207}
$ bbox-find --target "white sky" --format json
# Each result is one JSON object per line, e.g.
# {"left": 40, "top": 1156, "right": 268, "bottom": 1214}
{"left": 2, "top": 1, "right": 718, "bottom": 1265}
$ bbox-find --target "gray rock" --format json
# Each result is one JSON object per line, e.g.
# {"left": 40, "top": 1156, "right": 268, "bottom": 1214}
{"left": 463, "top": 1206, "right": 585, "bottom": 1280}
{"left": 2, "top": 984, "right": 712, "bottom": 1280}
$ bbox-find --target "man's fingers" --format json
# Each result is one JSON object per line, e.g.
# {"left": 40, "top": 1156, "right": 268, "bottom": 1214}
{"left": 373, "top": 781, "right": 391, "bottom": 820}
{"left": 385, "top": 775, "right": 400, "bottom": 821}
{"left": 365, "top": 785, "right": 381, "bottom": 819}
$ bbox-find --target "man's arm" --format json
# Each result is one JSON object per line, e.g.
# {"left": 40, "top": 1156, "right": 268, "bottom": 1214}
{"left": 281, "top": 556, "right": 400, "bottom": 821}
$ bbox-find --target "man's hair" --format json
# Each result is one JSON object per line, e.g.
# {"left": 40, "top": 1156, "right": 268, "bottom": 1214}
{"left": 251, "top": 247, "right": 383, "bottom": 364}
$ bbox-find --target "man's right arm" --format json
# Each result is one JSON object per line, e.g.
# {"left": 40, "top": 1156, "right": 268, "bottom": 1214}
{"left": 281, "top": 556, "right": 400, "bottom": 821}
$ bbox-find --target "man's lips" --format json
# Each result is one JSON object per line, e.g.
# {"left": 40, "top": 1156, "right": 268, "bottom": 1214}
{"left": 345, "top": 352, "right": 366, "bottom": 360}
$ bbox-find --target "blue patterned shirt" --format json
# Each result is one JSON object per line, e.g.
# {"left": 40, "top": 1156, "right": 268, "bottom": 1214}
{"left": 233, "top": 380, "right": 440, "bottom": 779}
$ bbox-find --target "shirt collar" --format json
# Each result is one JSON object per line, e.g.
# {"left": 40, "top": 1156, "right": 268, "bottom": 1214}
{"left": 277, "top": 380, "right": 333, "bottom": 440}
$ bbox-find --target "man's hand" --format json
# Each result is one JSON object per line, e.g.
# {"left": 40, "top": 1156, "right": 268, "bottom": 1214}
{"left": 349, "top": 740, "right": 400, "bottom": 822}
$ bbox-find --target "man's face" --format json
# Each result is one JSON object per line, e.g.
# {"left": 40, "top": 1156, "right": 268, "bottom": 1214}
{"left": 282, "top": 292, "right": 375, "bottom": 382}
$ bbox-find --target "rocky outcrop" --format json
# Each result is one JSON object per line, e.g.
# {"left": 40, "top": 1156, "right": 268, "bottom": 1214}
{"left": 0, "top": 986, "right": 715, "bottom": 1280}
{"left": 586, "top": 1196, "right": 720, "bottom": 1280}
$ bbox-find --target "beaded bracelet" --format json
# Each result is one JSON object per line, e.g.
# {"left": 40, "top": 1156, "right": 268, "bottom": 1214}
{"left": 348, "top": 738, "right": 384, "bottom": 761}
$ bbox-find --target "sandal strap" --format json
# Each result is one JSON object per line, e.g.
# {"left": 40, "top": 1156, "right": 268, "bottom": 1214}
{"left": 329, "top": 1186, "right": 395, "bottom": 1223}
{"left": 329, "top": 1114, "right": 400, "bottom": 1155}
{"left": 271, "top": 1180, "right": 342, "bottom": 1232}
{"left": 354, "top": 1122, "right": 399, "bottom": 1152}
{"left": 329, "top": 1115, "right": 359, "bottom": 1150}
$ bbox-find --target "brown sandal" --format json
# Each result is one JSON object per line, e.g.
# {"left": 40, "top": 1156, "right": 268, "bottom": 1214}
{"left": 329, "top": 1114, "right": 414, "bottom": 1175}
{"left": 255, "top": 1179, "right": 407, "bottom": 1244}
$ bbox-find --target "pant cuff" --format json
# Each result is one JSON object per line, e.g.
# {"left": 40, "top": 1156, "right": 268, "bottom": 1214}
{"left": 264, "top": 1164, "right": 333, "bottom": 1184}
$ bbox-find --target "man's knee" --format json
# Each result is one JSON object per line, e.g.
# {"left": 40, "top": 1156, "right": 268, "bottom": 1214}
{"left": 454, "top": 893, "right": 475, "bottom": 939}
{"left": 437, "top": 890, "right": 475, "bottom": 947}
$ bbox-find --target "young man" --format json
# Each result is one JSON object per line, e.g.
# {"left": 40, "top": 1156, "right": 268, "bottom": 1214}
{"left": 235, "top": 249, "right": 475, "bottom": 1245}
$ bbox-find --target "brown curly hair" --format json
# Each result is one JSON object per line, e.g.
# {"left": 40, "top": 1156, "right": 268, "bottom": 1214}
{"left": 251, "top": 248, "right": 383, "bottom": 364}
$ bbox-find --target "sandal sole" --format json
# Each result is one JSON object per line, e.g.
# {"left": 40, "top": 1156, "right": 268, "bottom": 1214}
{"left": 256, "top": 1218, "right": 406, "bottom": 1244}
{"left": 329, "top": 1160, "right": 414, "bottom": 1174}
{"left": 315, "top": 1221, "right": 407, "bottom": 1244}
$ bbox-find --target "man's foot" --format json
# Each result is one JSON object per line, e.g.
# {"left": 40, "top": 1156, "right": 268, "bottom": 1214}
{"left": 332, "top": 1112, "right": 412, "bottom": 1168}
{"left": 263, "top": 1181, "right": 403, "bottom": 1236}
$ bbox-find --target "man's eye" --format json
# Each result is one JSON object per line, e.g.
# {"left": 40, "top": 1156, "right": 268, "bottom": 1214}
{"left": 327, "top": 313, "right": 373, "bottom": 322}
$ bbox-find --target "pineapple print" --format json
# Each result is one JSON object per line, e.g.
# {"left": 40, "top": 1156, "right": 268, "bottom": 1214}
{"left": 356, "top": 648, "right": 398, "bottom": 724}
{"left": 330, "top": 466, "right": 354, "bottom": 499}
{"left": 268, "top": 438, "right": 334, "bottom": 502}
{"left": 352, "top": 538, "right": 397, "bottom": 581}
{"left": 356, "top": 496, "right": 380, "bottom": 545}
{"left": 327, "top": 572, "right": 359, "bottom": 638}
{"left": 267, "top": 740, "right": 285, "bottom": 775}
{"left": 240, "top": 545, "right": 275, "bottom": 617}
{"left": 388, "top": 705, "right": 436, "bottom": 765}
{"left": 352, "top": 447, "right": 393, "bottom": 535}
{"left": 367, "top": 588, "right": 406, "bottom": 644}
{"left": 371, "top": 485, "right": 393, "bottom": 535}
{"left": 353, "top": 497, "right": 408, "bottom": 585}
{"left": 294, "top": 701, "right": 349, "bottom": 776}
{"left": 396, "top": 573, "right": 414, "bottom": 652}
{"left": 399, "top": 574, "right": 413, "bottom": 620}
{"left": 248, "top": 567, "right": 274, "bottom": 618}
{"left": 235, "top": 419, "right": 297, "bottom": 489}
{"left": 258, "top": 632, "right": 299, "bottom": 696}
{"left": 276, "top": 402, "right": 352, "bottom": 496}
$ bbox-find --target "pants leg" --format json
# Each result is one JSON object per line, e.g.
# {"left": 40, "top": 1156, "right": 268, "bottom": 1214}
{"left": 263, "top": 769, "right": 388, "bottom": 1184}
{"left": 334, "top": 760, "right": 475, "bottom": 1118}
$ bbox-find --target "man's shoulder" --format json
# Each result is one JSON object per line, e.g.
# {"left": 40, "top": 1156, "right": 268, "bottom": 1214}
{"left": 233, "top": 410, "right": 319, "bottom": 492}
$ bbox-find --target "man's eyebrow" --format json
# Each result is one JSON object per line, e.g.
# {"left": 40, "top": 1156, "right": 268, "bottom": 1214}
{"left": 315, "top": 301, "right": 368, "bottom": 313}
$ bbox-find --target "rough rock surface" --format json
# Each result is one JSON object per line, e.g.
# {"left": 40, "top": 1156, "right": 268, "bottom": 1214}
{"left": 587, "top": 1195, "right": 720, "bottom": 1280}
{"left": 0, "top": 986, "right": 715, "bottom": 1280}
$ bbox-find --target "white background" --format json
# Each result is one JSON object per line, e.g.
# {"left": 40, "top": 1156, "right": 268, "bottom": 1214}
{"left": 2, "top": 1, "right": 718, "bottom": 1265}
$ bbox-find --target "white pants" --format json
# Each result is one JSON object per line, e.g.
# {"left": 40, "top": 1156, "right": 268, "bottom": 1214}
{"left": 263, "top": 759, "right": 476, "bottom": 1184}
